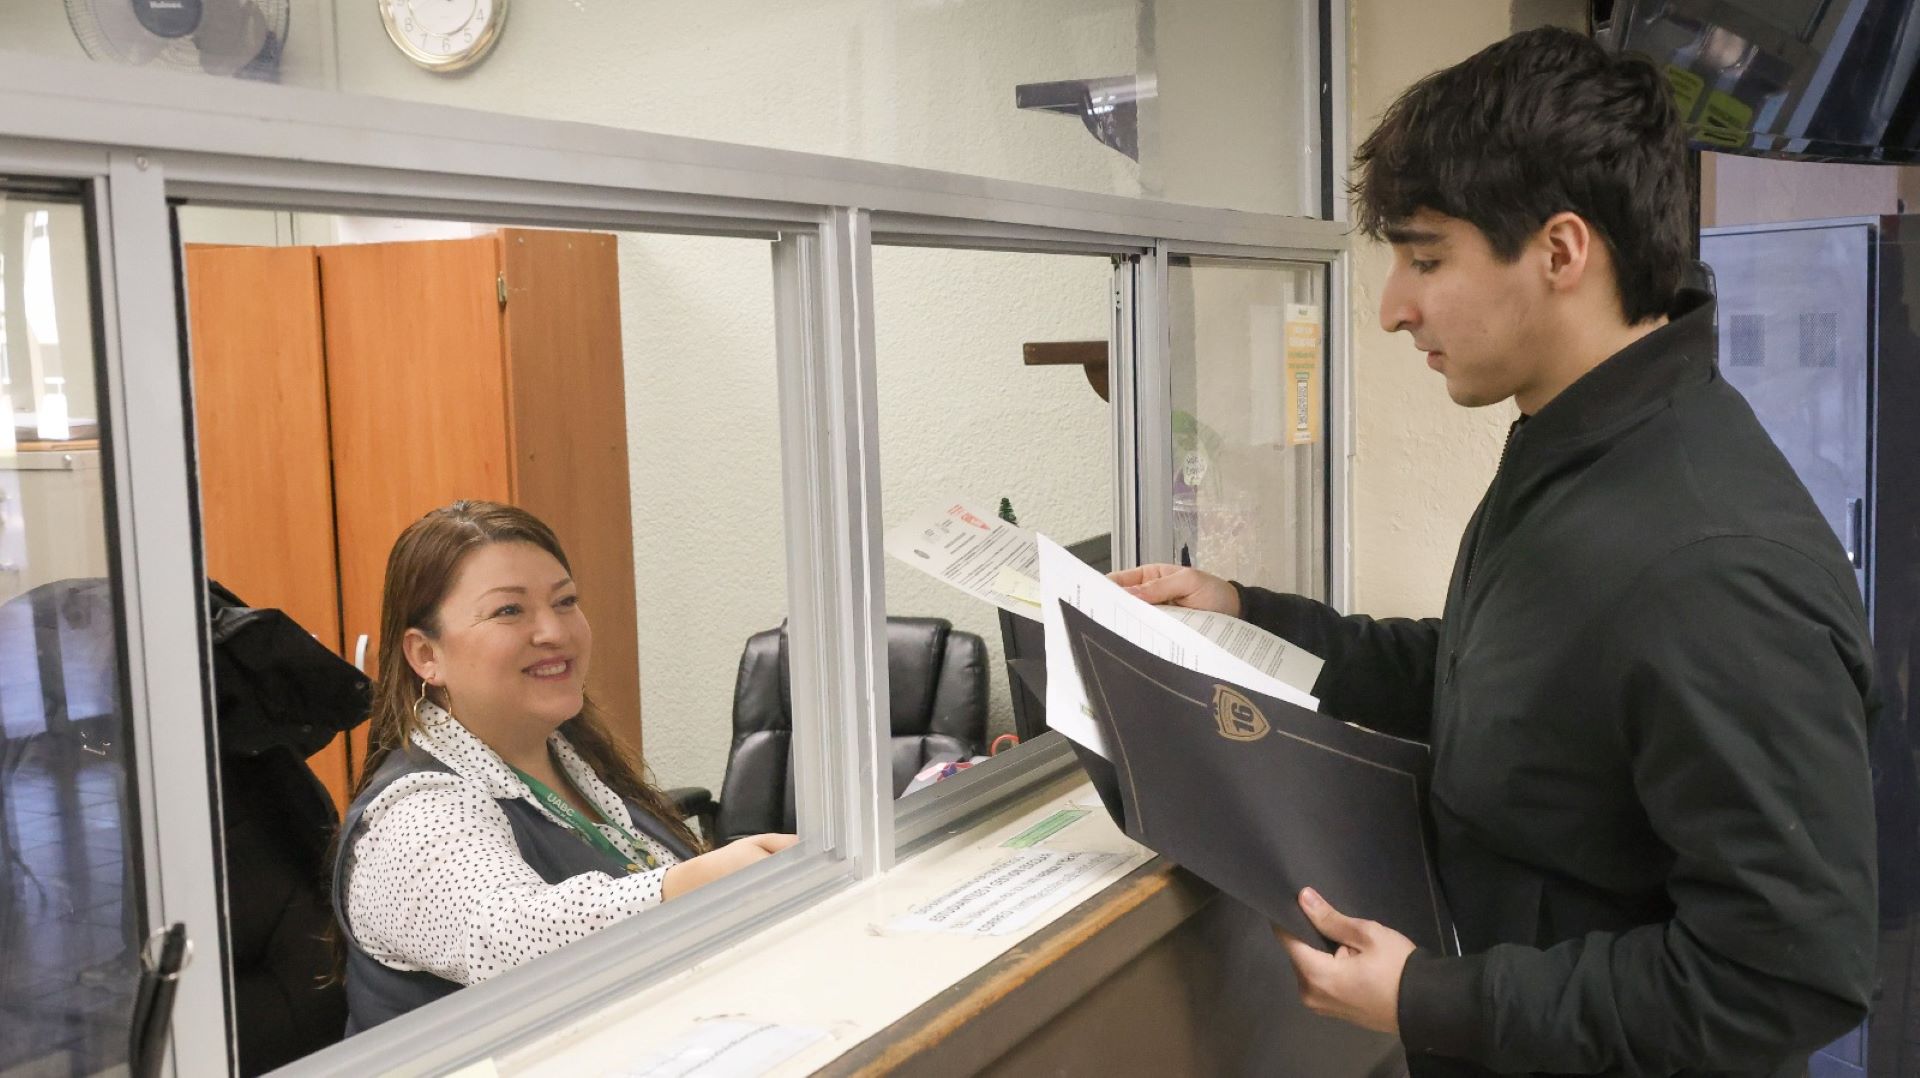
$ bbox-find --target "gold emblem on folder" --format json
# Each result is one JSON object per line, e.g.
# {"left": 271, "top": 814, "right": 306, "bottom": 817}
{"left": 1212, "top": 685, "right": 1269, "bottom": 742}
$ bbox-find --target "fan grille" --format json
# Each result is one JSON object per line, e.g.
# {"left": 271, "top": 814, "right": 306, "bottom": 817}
{"left": 64, "top": 0, "right": 290, "bottom": 81}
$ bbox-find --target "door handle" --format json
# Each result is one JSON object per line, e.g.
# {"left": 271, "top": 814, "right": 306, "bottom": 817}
{"left": 130, "top": 923, "right": 191, "bottom": 1078}
{"left": 354, "top": 633, "right": 370, "bottom": 673}
{"left": 1846, "top": 497, "right": 1865, "bottom": 570}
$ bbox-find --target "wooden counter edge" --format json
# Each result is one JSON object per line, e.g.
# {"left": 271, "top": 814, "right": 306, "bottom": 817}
{"left": 817, "top": 858, "right": 1222, "bottom": 1077}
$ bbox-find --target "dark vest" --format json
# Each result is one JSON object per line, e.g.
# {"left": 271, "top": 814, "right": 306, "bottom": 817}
{"left": 331, "top": 741, "right": 698, "bottom": 1034}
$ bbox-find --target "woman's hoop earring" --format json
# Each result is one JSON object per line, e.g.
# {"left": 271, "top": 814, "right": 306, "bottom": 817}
{"left": 414, "top": 679, "right": 431, "bottom": 721}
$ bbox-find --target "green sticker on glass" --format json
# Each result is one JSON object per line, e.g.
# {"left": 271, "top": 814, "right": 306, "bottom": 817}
{"left": 1664, "top": 65, "right": 1704, "bottom": 119}
{"left": 1004, "top": 808, "right": 1092, "bottom": 849}
{"left": 1699, "top": 90, "right": 1756, "bottom": 149}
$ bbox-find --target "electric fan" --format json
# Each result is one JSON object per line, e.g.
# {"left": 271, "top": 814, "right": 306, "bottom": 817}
{"left": 66, "top": 0, "right": 289, "bottom": 82}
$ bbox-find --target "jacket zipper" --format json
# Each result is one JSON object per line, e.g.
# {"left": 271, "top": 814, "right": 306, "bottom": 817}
{"left": 1448, "top": 419, "right": 1523, "bottom": 686}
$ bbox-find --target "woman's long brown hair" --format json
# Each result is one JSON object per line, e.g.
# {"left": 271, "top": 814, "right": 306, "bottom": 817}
{"left": 348, "top": 499, "right": 701, "bottom": 853}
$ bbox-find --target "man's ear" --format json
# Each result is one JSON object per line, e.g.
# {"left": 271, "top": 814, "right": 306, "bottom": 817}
{"left": 401, "top": 627, "right": 440, "bottom": 685}
{"left": 1540, "top": 211, "right": 1593, "bottom": 295}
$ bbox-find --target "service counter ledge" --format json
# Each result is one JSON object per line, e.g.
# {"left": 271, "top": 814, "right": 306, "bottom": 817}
{"left": 495, "top": 775, "right": 1403, "bottom": 1078}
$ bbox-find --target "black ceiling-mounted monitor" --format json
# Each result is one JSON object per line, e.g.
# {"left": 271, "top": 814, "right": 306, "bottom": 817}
{"left": 1598, "top": 0, "right": 1920, "bottom": 163}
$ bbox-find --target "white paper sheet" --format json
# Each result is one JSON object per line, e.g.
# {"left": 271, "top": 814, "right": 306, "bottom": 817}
{"left": 883, "top": 501, "right": 1042, "bottom": 620}
{"left": 1163, "top": 606, "right": 1325, "bottom": 693}
{"left": 609, "top": 1020, "right": 826, "bottom": 1078}
{"left": 1040, "top": 534, "right": 1319, "bottom": 759}
{"left": 886, "top": 850, "right": 1130, "bottom": 937}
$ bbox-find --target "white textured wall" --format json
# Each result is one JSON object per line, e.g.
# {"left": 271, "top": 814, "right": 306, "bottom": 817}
{"left": 330, "top": 1, "right": 1136, "bottom": 196}
{"left": 1142, "top": 0, "right": 1320, "bottom": 214}
{"left": 873, "top": 247, "right": 1115, "bottom": 750}
{"left": 617, "top": 234, "right": 789, "bottom": 793}
{"left": 1346, "top": 1, "right": 1514, "bottom": 618}
{"left": 0, "top": 4, "right": 88, "bottom": 60}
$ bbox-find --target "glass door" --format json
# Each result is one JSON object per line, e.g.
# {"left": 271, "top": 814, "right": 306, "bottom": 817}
{"left": 0, "top": 180, "right": 149, "bottom": 1078}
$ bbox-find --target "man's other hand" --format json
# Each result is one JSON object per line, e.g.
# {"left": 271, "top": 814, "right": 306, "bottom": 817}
{"left": 1108, "top": 564, "right": 1241, "bottom": 617}
{"left": 1275, "top": 887, "right": 1416, "bottom": 1035}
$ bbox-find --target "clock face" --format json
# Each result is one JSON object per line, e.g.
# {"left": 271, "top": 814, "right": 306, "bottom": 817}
{"left": 380, "top": 0, "right": 506, "bottom": 72}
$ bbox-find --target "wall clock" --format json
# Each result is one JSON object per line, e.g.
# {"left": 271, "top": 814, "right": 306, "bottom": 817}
{"left": 380, "top": 0, "right": 505, "bottom": 73}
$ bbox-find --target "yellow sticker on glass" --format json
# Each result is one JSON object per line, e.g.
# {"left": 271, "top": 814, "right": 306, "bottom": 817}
{"left": 1284, "top": 304, "right": 1322, "bottom": 446}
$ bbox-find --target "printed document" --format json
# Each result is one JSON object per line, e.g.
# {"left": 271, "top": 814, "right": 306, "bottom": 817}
{"left": 1162, "top": 606, "right": 1324, "bottom": 693}
{"left": 883, "top": 502, "right": 1042, "bottom": 620}
{"left": 883, "top": 500, "right": 1323, "bottom": 691}
{"left": 1039, "top": 534, "right": 1319, "bottom": 760}
{"left": 886, "top": 850, "right": 1130, "bottom": 937}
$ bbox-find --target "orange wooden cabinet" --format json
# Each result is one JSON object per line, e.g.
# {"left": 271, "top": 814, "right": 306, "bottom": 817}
{"left": 187, "top": 229, "right": 641, "bottom": 812}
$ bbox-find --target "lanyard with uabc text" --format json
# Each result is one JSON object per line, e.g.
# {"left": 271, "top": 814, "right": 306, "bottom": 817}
{"left": 511, "top": 767, "right": 659, "bottom": 873}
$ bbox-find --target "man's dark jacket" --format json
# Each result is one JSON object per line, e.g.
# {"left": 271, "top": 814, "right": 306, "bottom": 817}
{"left": 1235, "top": 289, "right": 1877, "bottom": 1077}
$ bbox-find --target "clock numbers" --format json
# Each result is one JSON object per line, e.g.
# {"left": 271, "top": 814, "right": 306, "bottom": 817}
{"left": 383, "top": 0, "right": 503, "bottom": 70}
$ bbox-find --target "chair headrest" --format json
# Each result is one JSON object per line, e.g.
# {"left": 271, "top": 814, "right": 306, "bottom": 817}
{"left": 732, "top": 617, "right": 963, "bottom": 736}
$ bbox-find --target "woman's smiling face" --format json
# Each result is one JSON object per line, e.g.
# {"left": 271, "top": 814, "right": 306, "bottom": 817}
{"left": 415, "top": 540, "right": 592, "bottom": 734}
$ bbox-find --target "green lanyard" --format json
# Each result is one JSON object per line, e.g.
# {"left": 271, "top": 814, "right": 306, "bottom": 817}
{"left": 511, "top": 766, "right": 659, "bottom": 873}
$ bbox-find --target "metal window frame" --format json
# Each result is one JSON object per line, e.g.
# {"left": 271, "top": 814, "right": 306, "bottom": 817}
{"left": 0, "top": 42, "right": 1349, "bottom": 1077}
{"left": 1327, "top": 0, "right": 1356, "bottom": 612}
{"left": 866, "top": 238, "right": 1351, "bottom": 845}
{"left": 0, "top": 141, "right": 239, "bottom": 1077}
{"left": 1329, "top": 250, "right": 1356, "bottom": 612}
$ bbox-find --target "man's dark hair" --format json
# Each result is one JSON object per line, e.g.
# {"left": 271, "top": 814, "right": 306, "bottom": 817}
{"left": 1353, "top": 27, "right": 1690, "bottom": 324}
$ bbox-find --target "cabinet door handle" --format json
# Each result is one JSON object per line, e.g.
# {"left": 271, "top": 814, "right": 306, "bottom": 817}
{"left": 1846, "top": 497, "right": 1865, "bottom": 569}
{"left": 354, "top": 633, "right": 370, "bottom": 673}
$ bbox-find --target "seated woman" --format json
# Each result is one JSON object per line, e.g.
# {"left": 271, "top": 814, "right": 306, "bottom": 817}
{"left": 333, "top": 500, "right": 795, "bottom": 1031}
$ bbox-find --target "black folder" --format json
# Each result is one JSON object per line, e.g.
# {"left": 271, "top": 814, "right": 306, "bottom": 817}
{"left": 1058, "top": 600, "right": 1456, "bottom": 954}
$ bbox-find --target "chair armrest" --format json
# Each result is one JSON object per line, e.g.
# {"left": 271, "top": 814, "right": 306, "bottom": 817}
{"left": 667, "top": 787, "right": 714, "bottom": 818}
{"left": 666, "top": 786, "right": 721, "bottom": 845}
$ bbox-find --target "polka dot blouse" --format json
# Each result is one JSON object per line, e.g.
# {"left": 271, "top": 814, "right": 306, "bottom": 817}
{"left": 344, "top": 701, "right": 682, "bottom": 985}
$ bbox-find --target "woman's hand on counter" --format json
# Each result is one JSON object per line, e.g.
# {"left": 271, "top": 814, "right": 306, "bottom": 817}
{"left": 662, "top": 833, "right": 800, "bottom": 900}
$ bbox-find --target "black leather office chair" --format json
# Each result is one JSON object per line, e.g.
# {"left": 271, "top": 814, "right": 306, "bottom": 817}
{"left": 673, "top": 617, "right": 988, "bottom": 844}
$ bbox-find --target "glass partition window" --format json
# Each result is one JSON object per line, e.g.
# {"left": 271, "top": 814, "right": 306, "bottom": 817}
{"left": 620, "top": 232, "right": 790, "bottom": 828}
{"left": 0, "top": 14, "right": 1351, "bottom": 1062}
{"left": 2, "top": 1, "right": 1324, "bottom": 217}
{"left": 1168, "top": 256, "right": 1327, "bottom": 598}
{"left": 871, "top": 245, "right": 1115, "bottom": 803}
{"left": 0, "top": 186, "right": 143, "bottom": 1078}
{"left": 173, "top": 206, "right": 798, "bottom": 1069}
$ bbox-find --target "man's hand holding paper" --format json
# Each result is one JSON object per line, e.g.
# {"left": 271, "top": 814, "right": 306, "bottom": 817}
{"left": 1108, "top": 562, "right": 1243, "bottom": 618}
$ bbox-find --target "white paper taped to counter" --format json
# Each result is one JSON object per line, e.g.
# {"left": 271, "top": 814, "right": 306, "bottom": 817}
{"left": 886, "top": 850, "right": 1131, "bottom": 937}
{"left": 609, "top": 1020, "right": 826, "bottom": 1078}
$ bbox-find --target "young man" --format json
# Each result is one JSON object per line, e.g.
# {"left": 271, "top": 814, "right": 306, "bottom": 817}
{"left": 1114, "top": 27, "right": 1878, "bottom": 1077}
